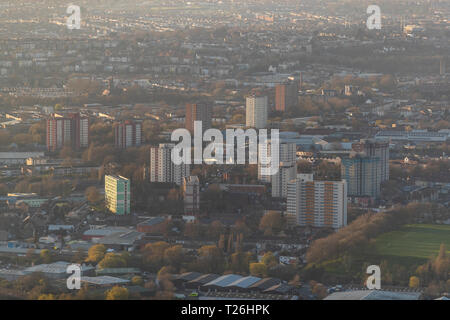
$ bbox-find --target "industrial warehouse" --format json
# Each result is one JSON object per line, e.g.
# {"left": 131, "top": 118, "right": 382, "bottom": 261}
{"left": 172, "top": 272, "right": 301, "bottom": 300}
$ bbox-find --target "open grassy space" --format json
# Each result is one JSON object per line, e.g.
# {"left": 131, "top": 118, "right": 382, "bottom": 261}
{"left": 374, "top": 224, "right": 450, "bottom": 260}
{"left": 302, "top": 224, "right": 450, "bottom": 283}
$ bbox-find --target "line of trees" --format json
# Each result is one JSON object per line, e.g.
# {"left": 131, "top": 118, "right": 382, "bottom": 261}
{"left": 306, "top": 203, "right": 429, "bottom": 265}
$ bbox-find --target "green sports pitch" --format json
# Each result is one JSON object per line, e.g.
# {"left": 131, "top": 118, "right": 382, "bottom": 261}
{"left": 374, "top": 224, "right": 450, "bottom": 260}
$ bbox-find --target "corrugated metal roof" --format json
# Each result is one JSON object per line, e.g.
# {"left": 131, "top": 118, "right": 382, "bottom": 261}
{"left": 226, "top": 276, "right": 261, "bottom": 288}
{"left": 0, "top": 269, "right": 26, "bottom": 276}
{"left": 81, "top": 276, "right": 130, "bottom": 285}
{"left": 187, "top": 274, "right": 220, "bottom": 285}
{"left": 84, "top": 227, "right": 130, "bottom": 236}
{"left": 98, "top": 230, "right": 143, "bottom": 245}
{"left": 25, "top": 261, "right": 94, "bottom": 274}
{"left": 204, "top": 274, "right": 242, "bottom": 288}
{"left": 248, "top": 277, "right": 281, "bottom": 290}
{"left": 176, "top": 272, "right": 202, "bottom": 282}
{"left": 96, "top": 268, "right": 141, "bottom": 275}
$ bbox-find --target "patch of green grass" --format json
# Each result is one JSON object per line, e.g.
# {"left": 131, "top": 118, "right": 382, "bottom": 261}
{"left": 374, "top": 224, "right": 450, "bottom": 260}
{"left": 302, "top": 224, "right": 450, "bottom": 282}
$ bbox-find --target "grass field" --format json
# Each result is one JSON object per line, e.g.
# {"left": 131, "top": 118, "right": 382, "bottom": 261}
{"left": 374, "top": 224, "right": 450, "bottom": 260}
{"left": 304, "top": 224, "right": 450, "bottom": 282}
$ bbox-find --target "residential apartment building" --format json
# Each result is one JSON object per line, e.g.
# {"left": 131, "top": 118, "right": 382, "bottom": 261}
{"left": 46, "top": 113, "right": 89, "bottom": 151}
{"left": 114, "top": 120, "right": 142, "bottom": 149}
{"left": 186, "top": 102, "right": 212, "bottom": 132}
{"left": 275, "top": 81, "right": 298, "bottom": 112}
{"left": 259, "top": 141, "right": 296, "bottom": 183}
{"left": 150, "top": 143, "right": 190, "bottom": 185}
{"left": 341, "top": 154, "right": 381, "bottom": 199}
{"left": 182, "top": 176, "right": 200, "bottom": 215}
{"left": 287, "top": 174, "right": 347, "bottom": 229}
{"left": 246, "top": 94, "right": 268, "bottom": 129}
{"left": 352, "top": 139, "right": 389, "bottom": 182}
{"left": 271, "top": 161, "right": 296, "bottom": 198}
{"left": 105, "top": 175, "right": 131, "bottom": 215}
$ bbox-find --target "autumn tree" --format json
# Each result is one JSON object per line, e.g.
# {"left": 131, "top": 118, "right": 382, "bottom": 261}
{"left": 86, "top": 244, "right": 107, "bottom": 264}
{"left": 157, "top": 266, "right": 175, "bottom": 296}
{"left": 433, "top": 244, "right": 449, "bottom": 278}
{"left": 141, "top": 241, "right": 170, "bottom": 272}
{"left": 261, "top": 252, "right": 278, "bottom": 269}
{"left": 105, "top": 286, "right": 129, "bottom": 300}
{"left": 409, "top": 276, "right": 420, "bottom": 289}
{"left": 229, "top": 251, "right": 252, "bottom": 274}
{"left": 196, "top": 245, "right": 226, "bottom": 274}
{"left": 85, "top": 186, "right": 102, "bottom": 205}
{"left": 131, "top": 276, "right": 144, "bottom": 286}
{"left": 249, "top": 263, "right": 268, "bottom": 278}
{"left": 97, "top": 253, "right": 127, "bottom": 269}
{"left": 259, "top": 212, "right": 285, "bottom": 236}
{"left": 163, "top": 245, "right": 185, "bottom": 270}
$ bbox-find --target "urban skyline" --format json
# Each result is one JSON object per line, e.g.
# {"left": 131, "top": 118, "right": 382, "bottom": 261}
{"left": 0, "top": 0, "right": 447, "bottom": 305}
